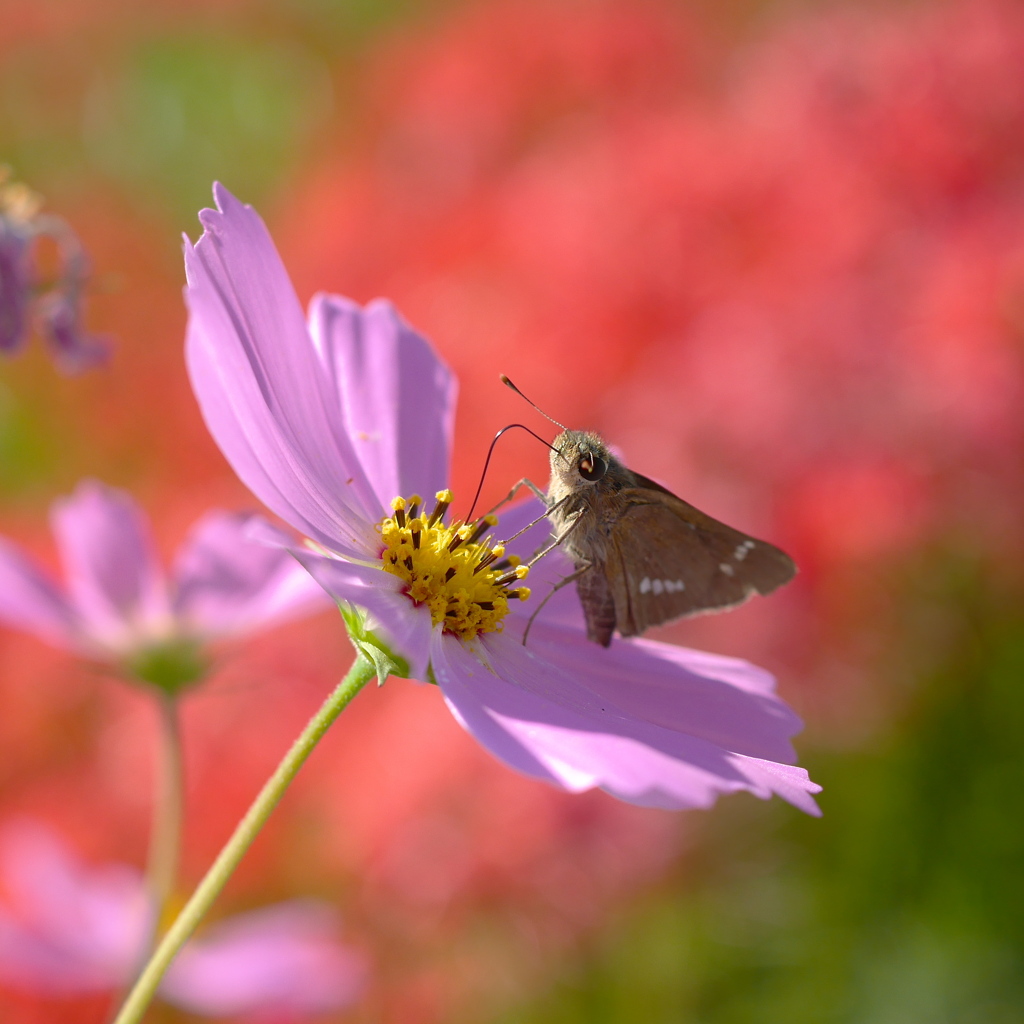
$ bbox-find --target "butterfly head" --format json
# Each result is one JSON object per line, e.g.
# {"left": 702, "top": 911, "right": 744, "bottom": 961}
{"left": 548, "top": 430, "right": 632, "bottom": 500}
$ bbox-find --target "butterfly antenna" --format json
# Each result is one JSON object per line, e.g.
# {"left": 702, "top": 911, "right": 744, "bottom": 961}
{"left": 500, "top": 374, "right": 569, "bottom": 432}
{"left": 466, "top": 423, "right": 559, "bottom": 522}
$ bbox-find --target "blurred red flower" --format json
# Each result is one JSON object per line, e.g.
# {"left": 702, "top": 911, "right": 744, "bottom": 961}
{"left": 283, "top": 0, "right": 1024, "bottom": 575}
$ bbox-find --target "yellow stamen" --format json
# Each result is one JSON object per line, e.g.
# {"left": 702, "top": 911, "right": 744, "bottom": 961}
{"left": 378, "top": 493, "right": 530, "bottom": 640}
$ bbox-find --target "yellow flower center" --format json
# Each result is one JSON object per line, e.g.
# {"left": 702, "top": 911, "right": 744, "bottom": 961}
{"left": 0, "top": 168, "right": 42, "bottom": 224}
{"left": 378, "top": 491, "right": 530, "bottom": 640}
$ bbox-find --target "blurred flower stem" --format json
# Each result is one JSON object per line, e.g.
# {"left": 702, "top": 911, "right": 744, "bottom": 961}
{"left": 145, "top": 691, "right": 183, "bottom": 943}
{"left": 111, "top": 653, "right": 377, "bottom": 1024}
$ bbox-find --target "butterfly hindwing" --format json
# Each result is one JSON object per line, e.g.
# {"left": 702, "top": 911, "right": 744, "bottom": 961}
{"left": 575, "top": 559, "right": 617, "bottom": 646}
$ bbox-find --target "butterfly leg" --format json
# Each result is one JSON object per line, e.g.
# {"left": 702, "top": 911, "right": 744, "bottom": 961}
{"left": 499, "top": 494, "right": 572, "bottom": 547}
{"left": 521, "top": 559, "right": 593, "bottom": 646}
{"left": 484, "top": 477, "right": 549, "bottom": 518}
{"left": 517, "top": 513, "right": 587, "bottom": 644}
{"left": 522, "top": 508, "right": 582, "bottom": 568}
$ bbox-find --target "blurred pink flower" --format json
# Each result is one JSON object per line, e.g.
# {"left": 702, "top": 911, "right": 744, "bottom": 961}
{"left": 0, "top": 480, "right": 329, "bottom": 691}
{"left": 184, "top": 184, "right": 820, "bottom": 814}
{"left": 0, "top": 821, "right": 366, "bottom": 1016}
{"left": 160, "top": 903, "right": 367, "bottom": 1018}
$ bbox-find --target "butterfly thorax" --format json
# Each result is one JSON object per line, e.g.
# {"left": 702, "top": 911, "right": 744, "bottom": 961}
{"left": 546, "top": 430, "right": 635, "bottom": 564}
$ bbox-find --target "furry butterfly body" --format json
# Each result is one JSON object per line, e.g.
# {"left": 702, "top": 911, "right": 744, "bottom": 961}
{"left": 546, "top": 430, "right": 796, "bottom": 647}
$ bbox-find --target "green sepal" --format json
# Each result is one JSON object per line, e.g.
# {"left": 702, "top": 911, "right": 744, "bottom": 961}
{"left": 126, "top": 639, "right": 210, "bottom": 696}
{"left": 338, "top": 602, "right": 410, "bottom": 686}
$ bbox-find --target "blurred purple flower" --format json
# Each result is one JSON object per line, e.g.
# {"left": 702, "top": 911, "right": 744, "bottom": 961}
{"left": 184, "top": 184, "right": 821, "bottom": 814}
{"left": 0, "top": 218, "right": 31, "bottom": 353}
{"left": 0, "top": 821, "right": 366, "bottom": 1015}
{"left": 36, "top": 287, "right": 111, "bottom": 375}
{"left": 0, "top": 480, "right": 329, "bottom": 692}
{"left": 0, "top": 169, "right": 109, "bottom": 372}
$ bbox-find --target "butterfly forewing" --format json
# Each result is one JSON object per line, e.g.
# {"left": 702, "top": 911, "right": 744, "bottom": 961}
{"left": 606, "top": 488, "right": 796, "bottom": 638}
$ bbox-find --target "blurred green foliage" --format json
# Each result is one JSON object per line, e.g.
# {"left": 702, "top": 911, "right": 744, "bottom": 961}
{"left": 0, "top": 2, "right": 433, "bottom": 227}
{"left": 0, "top": 381, "right": 61, "bottom": 496}
{"left": 82, "top": 34, "right": 332, "bottom": 227}
{"left": 498, "top": 560, "right": 1024, "bottom": 1024}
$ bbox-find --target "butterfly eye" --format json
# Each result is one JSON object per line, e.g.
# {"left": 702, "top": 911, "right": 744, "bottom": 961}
{"left": 578, "top": 455, "right": 607, "bottom": 482}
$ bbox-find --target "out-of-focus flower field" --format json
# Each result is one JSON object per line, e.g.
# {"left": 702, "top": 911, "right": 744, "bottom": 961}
{"left": 2, "top": 0, "right": 1023, "bottom": 1020}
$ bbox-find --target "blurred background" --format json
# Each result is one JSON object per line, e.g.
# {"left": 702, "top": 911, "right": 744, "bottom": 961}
{"left": 2, "top": 0, "right": 1024, "bottom": 1020}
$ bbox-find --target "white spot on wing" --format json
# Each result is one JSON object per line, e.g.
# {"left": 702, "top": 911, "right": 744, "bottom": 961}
{"left": 719, "top": 563, "right": 735, "bottom": 576}
{"left": 734, "top": 540, "right": 756, "bottom": 561}
{"left": 642, "top": 577, "right": 686, "bottom": 596}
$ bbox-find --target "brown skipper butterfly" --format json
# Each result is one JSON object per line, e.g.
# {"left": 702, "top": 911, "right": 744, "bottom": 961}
{"left": 500, "top": 377, "right": 796, "bottom": 646}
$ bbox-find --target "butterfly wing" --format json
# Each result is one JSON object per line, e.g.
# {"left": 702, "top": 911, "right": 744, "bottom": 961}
{"left": 606, "top": 484, "right": 796, "bottom": 637}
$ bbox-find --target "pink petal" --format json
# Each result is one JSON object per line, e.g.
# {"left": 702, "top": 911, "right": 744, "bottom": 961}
{"left": 0, "top": 911, "right": 118, "bottom": 992}
{"left": 184, "top": 184, "right": 381, "bottom": 560}
{"left": 433, "top": 636, "right": 562, "bottom": 787}
{"left": 161, "top": 902, "right": 366, "bottom": 1017}
{"left": 309, "top": 294, "right": 457, "bottom": 509}
{"left": 50, "top": 481, "right": 172, "bottom": 652}
{"left": 0, "top": 537, "right": 80, "bottom": 650}
{"left": 524, "top": 621, "right": 801, "bottom": 762}
{"left": 433, "top": 633, "right": 821, "bottom": 814}
{"left": 243, "top": 516, "right": 433, "bottom": 680}
{"left": 290, "top": 547, "right": 434, "bottom": 681}
{"left": 0, "top": 822, "right": 150, "bottom": 992}
{"left": 171, "top": 511, "right": 330, "bottom": 637}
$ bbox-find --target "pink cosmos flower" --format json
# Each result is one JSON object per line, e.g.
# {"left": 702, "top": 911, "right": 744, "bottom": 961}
{"left": 0, "top": 820, "right": 367, "bottom": 1016}
{"left": 184, "top": 184, "right": 821, "bottom": 814}
{"left": 0, "top": 479, "right": 329, "bottom": 691}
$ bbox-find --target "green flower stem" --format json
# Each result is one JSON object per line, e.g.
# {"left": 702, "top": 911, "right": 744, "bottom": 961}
{"left": 111, "top": 654, "right": 377, "bottom": 1024}
{"left": 145, "top": 691, "right": 184, "bottom": 943}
